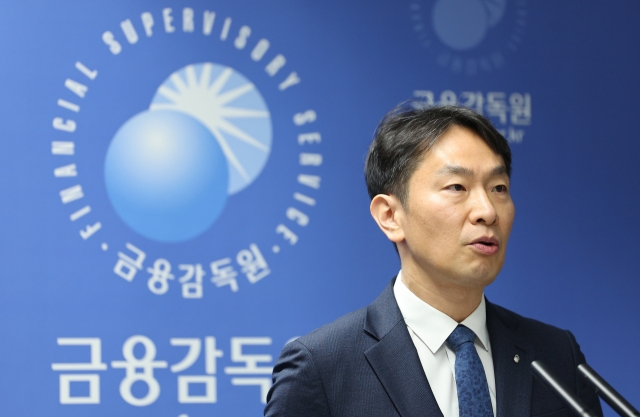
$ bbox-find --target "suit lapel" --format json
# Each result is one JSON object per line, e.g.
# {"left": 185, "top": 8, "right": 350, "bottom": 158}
{"left": 486, "top": 300, "right": 534, "bottom": 417}
{"left": 363, "top": 280, "right": 443, "bottom": 417}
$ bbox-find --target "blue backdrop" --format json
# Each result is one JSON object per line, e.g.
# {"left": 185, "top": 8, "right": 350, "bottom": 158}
{"left": 0, "top": 1, "right": 638, "bottom": 416}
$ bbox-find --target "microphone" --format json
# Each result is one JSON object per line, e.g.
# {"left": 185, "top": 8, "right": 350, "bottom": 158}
{"left": 577, "top": 363, "right": 640, "bottom": 417}
{"left": 531, "top": 360, "right": 598, "bottom": 417}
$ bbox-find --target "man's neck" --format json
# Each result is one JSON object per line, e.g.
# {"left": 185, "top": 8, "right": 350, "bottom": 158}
{"left": 400, "top": 268, "right": 484, "bottom": 323}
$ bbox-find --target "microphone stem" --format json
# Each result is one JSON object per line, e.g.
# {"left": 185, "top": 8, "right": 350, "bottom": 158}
{"left": 531, "top": 360, "right": 597, "bottom": 417}
{"left": 577, "top": 363, "right": 640, "bottom": 417}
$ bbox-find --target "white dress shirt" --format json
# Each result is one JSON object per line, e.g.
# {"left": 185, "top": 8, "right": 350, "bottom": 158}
{"left": 393, "top": 272, "right": 497, "bottom": 417}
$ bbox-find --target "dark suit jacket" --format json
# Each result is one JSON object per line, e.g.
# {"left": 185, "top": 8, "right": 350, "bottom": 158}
{"left": 265, "top": 279, "right": 603, "bottom": 417}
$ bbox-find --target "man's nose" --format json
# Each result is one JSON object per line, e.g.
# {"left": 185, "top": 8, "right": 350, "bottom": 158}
{"left": 469, "top": 189, "right": 497, "bottom": 225}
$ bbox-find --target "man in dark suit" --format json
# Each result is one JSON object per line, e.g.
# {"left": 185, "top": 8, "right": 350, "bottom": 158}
{"left": 264, "top": 105, "right": 602, "bottom": 416}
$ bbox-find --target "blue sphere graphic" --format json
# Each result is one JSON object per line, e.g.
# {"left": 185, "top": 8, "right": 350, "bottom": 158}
{"left": 104, "top": 110, "right": 229, "bottom": 242}
{"left": 433, "top": 0, "right": 488, "bottom": 51}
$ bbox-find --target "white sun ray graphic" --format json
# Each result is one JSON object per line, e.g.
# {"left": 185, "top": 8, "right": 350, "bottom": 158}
{"left": 149, "top": 62, "right": 272, "bottom": 194}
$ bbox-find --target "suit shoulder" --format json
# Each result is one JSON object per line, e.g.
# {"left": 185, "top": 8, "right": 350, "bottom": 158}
{"left": 490, "top": 302, "right": 567, "bottom": 332}
{"left": 489, "top": 302, "right": 575, "bottom": 348}
{"left": 294, "top": 307, "right": 368, "bottom": 352}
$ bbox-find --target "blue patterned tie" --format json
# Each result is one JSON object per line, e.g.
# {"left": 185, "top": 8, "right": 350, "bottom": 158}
{"left": 446, "top": 325, "right": 493, "bottom": 417}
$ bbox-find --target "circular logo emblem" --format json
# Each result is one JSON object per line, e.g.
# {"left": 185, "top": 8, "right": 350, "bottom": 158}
{"left": 105, "top": 63, "right": 272, "bottom": 242}
{"left": 411, "top": 0, "right": 528, "bottom": 75}
{"left": 50, "top": 10, "right": 321, "bottom": 299}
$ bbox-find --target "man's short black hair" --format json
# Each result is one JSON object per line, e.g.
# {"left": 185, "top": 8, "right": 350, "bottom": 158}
{"left": 365, "top": 103, "right": 512, "bottom": 204}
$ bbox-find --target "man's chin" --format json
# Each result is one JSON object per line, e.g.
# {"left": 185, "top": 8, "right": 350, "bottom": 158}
{"left": 456, "top": 267, "right": 499, "bottom": 289}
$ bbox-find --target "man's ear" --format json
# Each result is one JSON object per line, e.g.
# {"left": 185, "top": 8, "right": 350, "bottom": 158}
{"left": 370, "top": 194, "right": 406, "bottom": 243}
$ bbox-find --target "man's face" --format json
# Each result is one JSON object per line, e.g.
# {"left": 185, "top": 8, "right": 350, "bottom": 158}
{"left": 397, "top": 125, "right": 515, "bottom": 290}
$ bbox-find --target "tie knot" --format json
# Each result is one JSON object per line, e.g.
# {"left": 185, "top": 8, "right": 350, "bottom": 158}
{"left": 446, "top": 325, "right": 477, "bottom": 351}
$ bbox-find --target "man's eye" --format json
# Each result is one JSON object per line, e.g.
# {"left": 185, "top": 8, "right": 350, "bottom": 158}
{"left": 446, "top": 184, "right": 465, "bottom": 192}
{"left": 493, "top": 185, "right": 508, "bottom": 193}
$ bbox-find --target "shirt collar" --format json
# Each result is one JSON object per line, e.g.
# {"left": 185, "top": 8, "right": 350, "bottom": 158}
{"left": 393, "top": 271, "right": 490, "bottom": 354}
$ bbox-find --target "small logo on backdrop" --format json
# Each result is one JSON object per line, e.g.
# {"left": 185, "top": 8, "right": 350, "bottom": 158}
{"left": 410, "top": 0, "right": 528, "bottom": 75}
{"left": 50, "top": 7, "right": 322, "bottom": 299}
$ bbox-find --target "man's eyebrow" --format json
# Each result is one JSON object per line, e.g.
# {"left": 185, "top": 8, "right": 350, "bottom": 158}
{"left": 436, "top": 164, "right": 507, "bottom": 177}
{"left": 490, "top": 165, "right": 507, "bottom": 176}
{"left": 436, "top": 164, "right": 474, "bottom": 176}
